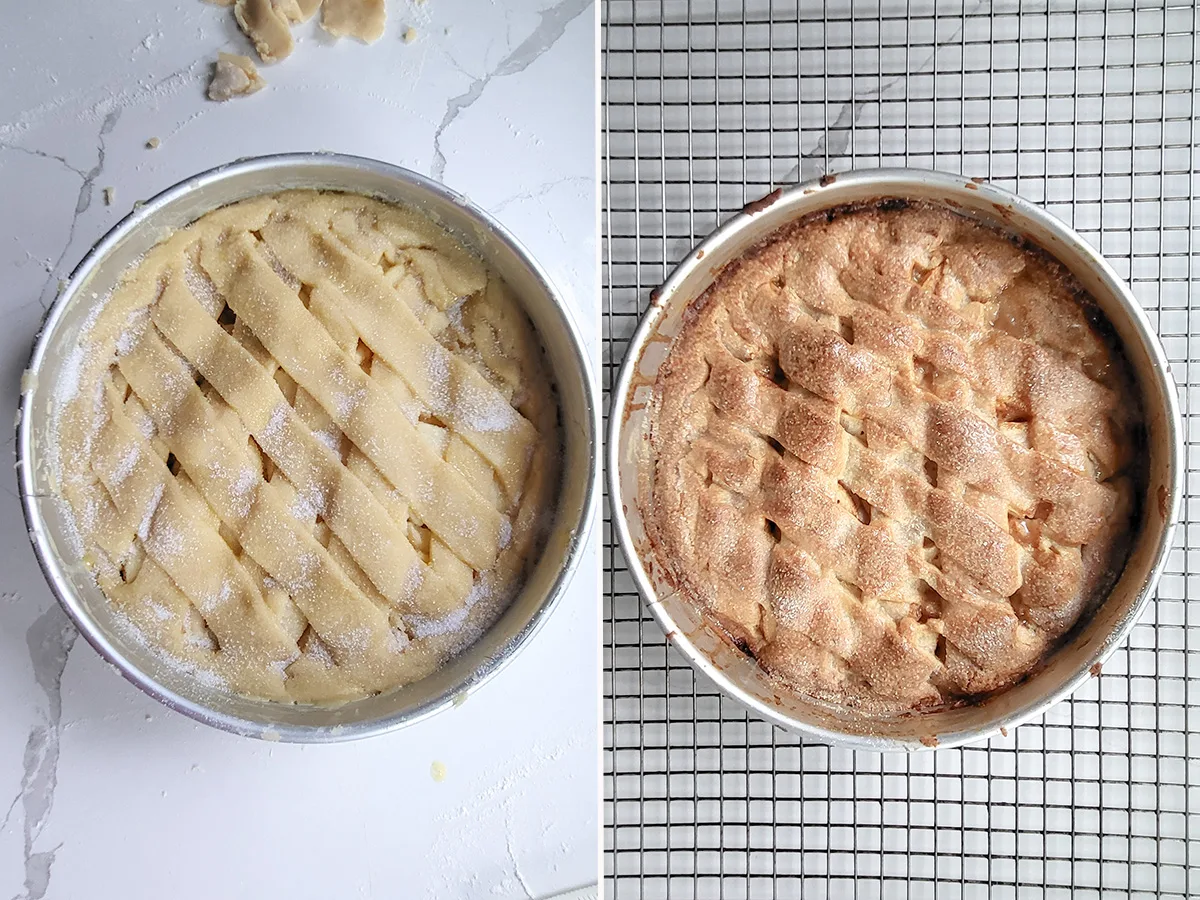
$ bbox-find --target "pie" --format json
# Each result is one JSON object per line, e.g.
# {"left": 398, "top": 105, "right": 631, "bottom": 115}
{"left": 53, "top": 190, "right": 560, "bottom": 704}
{"left": 646, "top": 200, "right": 1145, "bottom": 715}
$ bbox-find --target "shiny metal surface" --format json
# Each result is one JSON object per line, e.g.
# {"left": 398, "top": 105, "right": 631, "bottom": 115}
{"left": 17, "top": 153, "right": 598, "bottom": 742}
{"left": 609, "top": 168, "right": 1183, "bottom": 751}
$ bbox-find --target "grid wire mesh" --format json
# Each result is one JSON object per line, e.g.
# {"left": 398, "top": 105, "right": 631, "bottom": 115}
{"left": 601, "top": 1, "right": 1199, "bottom": 897}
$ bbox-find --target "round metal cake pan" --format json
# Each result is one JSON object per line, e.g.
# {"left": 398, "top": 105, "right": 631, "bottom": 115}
{"left": 16, "top": 153, "right": 599, "bottom": 742}
{"left": 609, "top": 168, "right": 1182, "bottom": 751}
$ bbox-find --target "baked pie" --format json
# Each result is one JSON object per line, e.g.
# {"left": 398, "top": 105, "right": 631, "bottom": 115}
{"left": 646, "top": 201, "right": 1144, "bottom": 715}
{"left": 54, "top": 190, "right": 560, "bottom": 704}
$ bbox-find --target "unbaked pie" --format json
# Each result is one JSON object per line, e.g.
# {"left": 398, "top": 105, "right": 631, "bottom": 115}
{"left": 54, "top": 190, "right": 560, "bottom": 704}
{"left": 646, "top": 201, "right": 1145, "bottom": 715}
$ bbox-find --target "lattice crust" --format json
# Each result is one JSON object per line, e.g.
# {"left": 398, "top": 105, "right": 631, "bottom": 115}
{"left": 647, "top": 202, "right": 1144, "bottom": 715}
{"left": 55, "top": 191, "right": 560, "bottom": 704}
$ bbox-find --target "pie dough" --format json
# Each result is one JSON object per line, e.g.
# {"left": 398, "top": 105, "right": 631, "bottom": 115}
{"left": 233, "top": 0, "right": 295, "bottom": 62}
{"left": 54, "top": 191, "right": 560, "bottom": 704}
{"left": 275, "top": 0, "right": 322, "bottom": 22}
{"left": 646, "top": 201, "right": 1144, "bottom": 715}
{"left": 207, "top": 52, "right": 266, "bottom": 102}
{"left": 321, "top": 0, "right": 386, "bottom": 43}
{"left": 225, "top": 0, "right": 384, "bottom": 64}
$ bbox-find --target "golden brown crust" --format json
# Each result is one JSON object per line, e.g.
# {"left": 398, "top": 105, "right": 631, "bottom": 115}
{"left": 645, "top": 201, "right": 1144, "bottom": 716}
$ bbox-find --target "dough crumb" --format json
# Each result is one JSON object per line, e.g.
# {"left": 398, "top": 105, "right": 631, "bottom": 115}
{"left": 321, "top": 0, "right": 386, "bottom": 44}
{"left": 234, "top": 0, "right": 295, "bottom": 61}
{"left": 403, "top": 26, "right": 417, "bottom": 43}
{"left": 430, "top": 760, "right": 447, "bottom": 782}
{"left": 103, "top": 187, "right": 115, "bottom": 206}
{"left": 208, "top": 52, "right": 267, "bottom": 101}
{"left": 145, "top": 137, "right": 160, "bottom": 150}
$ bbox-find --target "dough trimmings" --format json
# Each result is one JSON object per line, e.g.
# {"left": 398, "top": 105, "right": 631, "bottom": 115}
{"left": 645, "top": 201, "right": 1144, "bottom": 715}
{"left": 205, "top": 0, "right": 384, "bottom": 95}
{"left": 208, "top": 52, "right": 266, "bottom": 102}
{"left": 55, "top": 190, "right": 560, "bottom": 704}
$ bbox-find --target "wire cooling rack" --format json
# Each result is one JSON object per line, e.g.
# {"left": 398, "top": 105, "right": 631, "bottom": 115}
{"left": 601, "top": 1, "right": 1197, "bottom": 897}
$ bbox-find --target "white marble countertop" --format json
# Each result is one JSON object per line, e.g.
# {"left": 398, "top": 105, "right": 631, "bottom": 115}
{"left": 0, "top": 2, "right": 597, "bottom": 898}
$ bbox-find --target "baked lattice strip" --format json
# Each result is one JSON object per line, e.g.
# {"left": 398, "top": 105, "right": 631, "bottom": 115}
{"left": 764, "top": 542, "right": 942, "bottom": 705}
{"left": 707, "top": 348, "right": 1113, "bottom": 547}
{"left": 691, "top": 408, "right": 1026, "bottom": 598}
{"left": 724, "top": 229, "right": 1124, "bottom": 473}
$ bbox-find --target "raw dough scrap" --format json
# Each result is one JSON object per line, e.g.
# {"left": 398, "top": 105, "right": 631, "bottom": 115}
{"left": 321, "top": 0, "right": 386, "bottom": 43}
{"left": 273, "top": 0, "right": 321, "bottom": 22}
{"left": 208, "top": 0, "right": 387, "bottom": 68}
{"left": 208, "top": 52, "right": 266, "bottom": 101}
{"left": 234, "top": 0, "right": 295, "bottom": 61}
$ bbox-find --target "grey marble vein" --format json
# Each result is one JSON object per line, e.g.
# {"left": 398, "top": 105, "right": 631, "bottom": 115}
{"left": 796, "top": 96, "right": 872, "bottom": 183}
{"left": 784, "top": 0, "right": 986, "bottom": 185}
{"left": 430, "top": 0, "right": 591, "bottom": 182}
{"left": 0, "top": 146, "right": 86, "bottom": 181}
{"left": 786, "top": 70, "right": 907, "bottom": 185}
{"left": 17, "top": 109, "right": 119, "bottom": 314}
{"left": 10, "top": 605, "right": 77, "bottom": 900}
